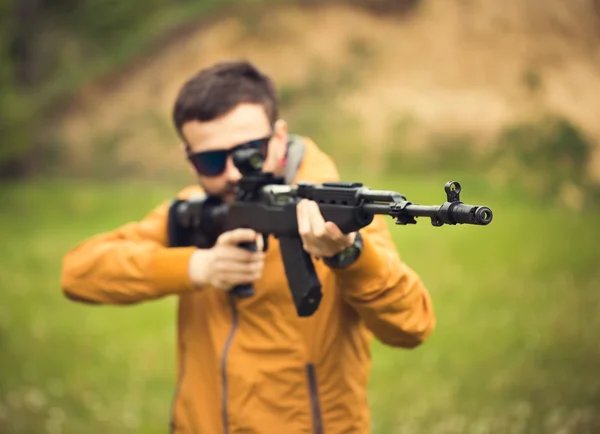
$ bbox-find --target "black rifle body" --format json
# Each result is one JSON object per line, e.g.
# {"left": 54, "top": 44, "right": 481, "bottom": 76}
{"left": 168, "top": 178, "right": 493, "bottom": 317}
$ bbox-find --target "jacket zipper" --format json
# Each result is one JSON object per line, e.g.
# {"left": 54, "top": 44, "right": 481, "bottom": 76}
{"left": 221, "top": 294, "right": 239, "bottom": 434}
{"left": 306, "top": 363, "right": 324, "bottom": 434}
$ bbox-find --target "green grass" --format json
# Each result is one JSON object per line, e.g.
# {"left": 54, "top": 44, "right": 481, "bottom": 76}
{"left": 0, "top": 173, "right": 599, "bottom": 434}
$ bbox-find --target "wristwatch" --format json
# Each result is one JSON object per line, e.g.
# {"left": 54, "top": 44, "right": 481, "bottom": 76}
{"left": 323, "top": 231, "right": 363, "bottom": 269}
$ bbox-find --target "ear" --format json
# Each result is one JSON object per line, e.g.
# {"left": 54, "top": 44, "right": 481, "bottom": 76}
{"left": 273, "top": 119, "right": 288, "bottom": 158}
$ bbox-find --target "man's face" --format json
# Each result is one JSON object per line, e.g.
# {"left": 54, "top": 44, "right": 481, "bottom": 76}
{"left": 181, "top": 103, "right": 288, "bottom": 203}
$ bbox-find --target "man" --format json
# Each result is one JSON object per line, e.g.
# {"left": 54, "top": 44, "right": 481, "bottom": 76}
{"left": 61, "top": 60, "right": 436, "bottom": 434}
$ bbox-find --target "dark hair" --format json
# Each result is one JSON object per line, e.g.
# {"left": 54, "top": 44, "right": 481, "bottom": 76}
{"left": 173, "top": 60, "right": 279, "bottom": 138}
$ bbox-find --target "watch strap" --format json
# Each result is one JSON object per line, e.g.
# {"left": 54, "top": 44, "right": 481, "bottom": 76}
{"left": 323, "top": 231, "right": 363, "bottom": 269}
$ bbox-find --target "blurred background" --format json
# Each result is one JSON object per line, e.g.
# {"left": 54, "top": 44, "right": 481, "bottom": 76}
{"left": 1, "top": 0, "right": 599, "bottom": 433}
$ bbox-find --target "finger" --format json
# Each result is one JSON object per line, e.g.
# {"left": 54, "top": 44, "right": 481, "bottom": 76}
{"left": 324, "top": 221, "right": 345, "bottom": 241}
{"left": 324, "top": 223, "right": 353, "bottom": 251}
{"left": 300, "top": 200, "right": 332, "bottom": 255}
{"left": 216, "top": 228, "right": 258, "bottom": 246}
{"left": 217, "top": 245, "right": 264, "bottom": 263}
{"left": 255, "top": 233, "right": 265, "bottom": 252}
{"left": 215, "top": 267, "right": 263, "bottom": 287}
{"left": 215, "top": 247, "right": 265, "bottom": 269}
{"left": 298, "top": 200, "right": 320, "bottom": 250}
{"left": 223, "top": 261, "right": 264, "bottom": 283}
{"left": 224, "top": 268, "right": 263, "bottom": 283}
{"left": 306, "top": 200, "right": 327, "bottom": 239}
{"left": 297, "top": 199, "right": 310, "bottom": 238}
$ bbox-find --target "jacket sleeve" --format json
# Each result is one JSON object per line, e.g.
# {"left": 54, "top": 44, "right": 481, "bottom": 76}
{"left": 60, "top": 201, "right": 197, "bottom": 305}
{"left": 334, "top": 215, "right": 436, "bottom": 348}
{"left": 291, "top": 137, "right": 435, "bottom": 347}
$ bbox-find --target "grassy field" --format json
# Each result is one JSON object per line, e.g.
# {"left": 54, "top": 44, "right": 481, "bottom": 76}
{"left": 0, "top": 172, "right": 599, "bottom": 434}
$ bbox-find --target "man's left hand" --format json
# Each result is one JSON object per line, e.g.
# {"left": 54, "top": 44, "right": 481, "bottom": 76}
{"left": 297, "top": 199, "right": 356, "bottom": 258}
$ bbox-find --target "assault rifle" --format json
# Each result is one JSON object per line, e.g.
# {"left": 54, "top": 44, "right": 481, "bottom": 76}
{"left": 168, "top": 147, "right": 493, "bottom": 317}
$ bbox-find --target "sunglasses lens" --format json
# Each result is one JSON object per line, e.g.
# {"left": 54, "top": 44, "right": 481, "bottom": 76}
{"left": 189, "top": 150, "right": 228, "bottom": 176}
{"left": 187, "top": 136, "right": 271, "bottom": 176}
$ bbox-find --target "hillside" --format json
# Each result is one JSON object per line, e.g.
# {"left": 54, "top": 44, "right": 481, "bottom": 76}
{"left": 54, "top": 0, "right": 600, "bottom": 182}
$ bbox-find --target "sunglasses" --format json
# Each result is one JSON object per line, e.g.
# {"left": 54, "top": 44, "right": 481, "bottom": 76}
{"left": 186, "top": 135, "right": 272, "bottom": 177}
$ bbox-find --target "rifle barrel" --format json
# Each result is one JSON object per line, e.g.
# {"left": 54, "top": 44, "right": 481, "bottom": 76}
{"left": 362, "top": 202, "right": 493, "bottom": 226}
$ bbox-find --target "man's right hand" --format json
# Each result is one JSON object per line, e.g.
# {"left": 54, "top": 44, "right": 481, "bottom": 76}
{"left": 188, "top": 228, "right": 265, "bottom": 292}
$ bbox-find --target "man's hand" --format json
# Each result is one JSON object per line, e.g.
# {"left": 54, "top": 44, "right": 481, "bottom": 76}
{"left": 297, "top": 199, "right": 356, "bottom": 258}
{"left": 188, "top": 228, "right": 265, "bottom": 291}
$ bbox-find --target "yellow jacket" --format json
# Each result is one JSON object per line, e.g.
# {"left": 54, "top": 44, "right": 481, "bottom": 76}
{"left": 61, "top": 137, "right": 436, "bottom": 434}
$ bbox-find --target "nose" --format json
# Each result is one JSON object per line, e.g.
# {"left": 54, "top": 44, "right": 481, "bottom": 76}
{"left": 223, "top": 156, "right": 242, "bottom": 183}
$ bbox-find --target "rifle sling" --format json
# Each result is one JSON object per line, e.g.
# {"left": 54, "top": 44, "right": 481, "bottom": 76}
{"left": 284, "top": 135, "right": 306, "bottom": 185}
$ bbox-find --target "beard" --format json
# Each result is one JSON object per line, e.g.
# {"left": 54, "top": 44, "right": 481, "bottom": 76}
{"left": 200, "top": 180, "right": 238, "bottom": 204}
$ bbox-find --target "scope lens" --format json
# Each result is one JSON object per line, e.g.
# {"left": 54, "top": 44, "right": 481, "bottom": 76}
{"left": 249, "top": 152, "right": 265, "bottom": 170}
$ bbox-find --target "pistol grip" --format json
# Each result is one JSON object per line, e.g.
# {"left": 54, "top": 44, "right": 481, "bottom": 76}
{"left": 230, "top": 241, "right": 257, "bottom": 298}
